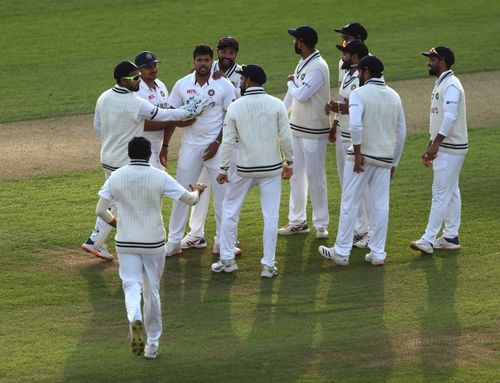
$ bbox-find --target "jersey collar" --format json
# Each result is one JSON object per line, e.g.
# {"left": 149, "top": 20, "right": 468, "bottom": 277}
{"left": 243, "top": 86, "right": 265, "bottom": 96}
{"left": 112, "top": 85, "right": 131, "bottom": 94}
{"left": 129, "top": 159, "right": 150, "bottom": 166}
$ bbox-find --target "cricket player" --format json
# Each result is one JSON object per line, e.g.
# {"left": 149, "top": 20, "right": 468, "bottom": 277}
{"left": 165, "top": 44, "right": 236, "bottom": 256}
{"left": 212, "top": 64, "right": 294, "bottom": 277}
{"left": 280, "top": 25, "right": 331, "bottom": 239}
{"left": 134, "top": 51, "right": 196, "bottom": 170}
{"left": 95, "top": 136, "right": 206, "bottom": 359}
{"left": 325, "top": 40, "right": 371, "bottom": 248}
{"left": 181, "top": 37, "right": 243, "bottom": 253}
{"left": 81, "top": 60, "right": 207, "bottom": 261}
{"left": 319, "top": 56, "right": 406, "bottom": 266}
{"left": 410, "top": 46, "right": 467, "bottom": 254}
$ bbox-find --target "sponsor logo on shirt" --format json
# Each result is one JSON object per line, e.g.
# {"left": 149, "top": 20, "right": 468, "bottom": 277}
{"left": 186, "top": 89, "right": 196, "bottom": 94}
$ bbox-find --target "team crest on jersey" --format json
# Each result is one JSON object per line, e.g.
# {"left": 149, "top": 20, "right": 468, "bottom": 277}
{"left": 351, "top": 84, "right": 356, "bottom": 90}
{"left": 301, "top": 74, "right": 306, "bottom": 80}
{"left": 186, "top": 89, "right": 196, "bottom": 94}
{"left": 160, "top": 90, "right": 165, "bottom": 97}
{"left": 436, "top": 93, "right": 439, "bottom": 100}
{"left": 208, "top": 89, "right": 215, "bottom": 96}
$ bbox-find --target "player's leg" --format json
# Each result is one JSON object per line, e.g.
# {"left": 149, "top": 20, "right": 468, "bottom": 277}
{"left": 422, "top": 153, "right": 460, "bottom": 244}
{"left": 333, "top": 160, "right": 369, "bottom": 256}
{"left": 218, "top": 174, "right": 252, "bottom": 262}
{"left": 302, "top": 137, "right": 329, "bottom": 233}
{"left": 366, "top": 166, "right": 391, "bottom": 262}
{"left": 141, "top": 252, "right": 166, "bottom": 358}
{"left": 258, "top": 175, "right": 281, "bottom": 269}
{"left": 280, "top": 136, "right": 309, "bottom": 234}
{"left": 335, "top": 135, "right": 347, "bottom": 186}
{"left": 167, "top": 146, "right": 203, "bottom": 251}
{"left": 185, "top": 167, "right": 211, "bottom": 241}
{"left": 440, "top": 154, "right": 465, "bottom": 245}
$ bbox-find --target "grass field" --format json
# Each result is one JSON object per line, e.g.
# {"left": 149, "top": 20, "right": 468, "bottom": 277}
{"left": 1, "top": 128, "right": 499, "bottom": 382}
{"left": 2, "top": 0, "right": 500, "bottom": 122}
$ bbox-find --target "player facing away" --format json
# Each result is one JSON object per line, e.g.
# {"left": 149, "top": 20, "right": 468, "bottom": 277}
{"left": 95, "top": 137, "right": 206, "bottom": 359}
{"left": 410, "top": 46, "right": 467, "bottom": 254}
{"left": 319, "top": 56, "right": 406, "bottom": 267}
{"left": 81, "top": 61, "right": 207, "bottom": 261}
{"left": 212, "top": 65, "right": 294, "bottom": 277}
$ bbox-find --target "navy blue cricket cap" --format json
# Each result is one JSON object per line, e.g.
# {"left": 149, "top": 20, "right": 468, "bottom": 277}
{"left": 135, "top": 51, "right": 160, "bottom": 67}
{"left": 288, "top": 25, "right": 318, "bottom": 46}
{"left": 336, "top": 40, "right": 369, "bottom": 58}
{"left": 421, "top": 46, "right": 455, "bottom": 66}
{"left": 114, "top": 61, "right": 139, "bottom": 80}
{"left": 236, "top": 64, "right": 267, "bottom": 84}
{"left": 352, "top": 55, "right": 384, "bottom": 76}
{"left": 334, "top": 22, "right": 368, "bottom": 41}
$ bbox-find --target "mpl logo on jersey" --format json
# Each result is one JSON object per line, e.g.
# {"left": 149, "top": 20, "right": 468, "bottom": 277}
{"left": 186, "top": 89, "right": 196, "bottom": 94}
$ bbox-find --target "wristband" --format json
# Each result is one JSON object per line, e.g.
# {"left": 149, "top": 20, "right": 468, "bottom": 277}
{"left": 162, "top": 144, "right": 169, "bottom": 148}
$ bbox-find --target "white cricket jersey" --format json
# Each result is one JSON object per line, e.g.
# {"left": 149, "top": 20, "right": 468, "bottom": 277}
{"left": 338, "top": 70, "right": 359, "bottom": 142}
{"left": 212, "top": 60, "right": 242, "bottom": 89}
{"left": 136, "top": 79, "right": 169, "bottom": 144}
{"left": 168, "top": 72, "right": 235, "bottom": 147}
{"left": 99, "top": 160, "right": 188, "bottom": 255}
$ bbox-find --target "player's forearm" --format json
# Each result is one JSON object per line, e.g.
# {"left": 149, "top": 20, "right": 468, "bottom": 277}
{"left": 144, "top": 120, "right": 177, "bottom": 131}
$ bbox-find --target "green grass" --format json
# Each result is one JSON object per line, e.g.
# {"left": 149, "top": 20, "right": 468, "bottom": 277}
{"left": 1, "top": 0, "right": 500, "bottom": 122}
{"left": 1, "top": 127, "right": 499, "bottom": 382}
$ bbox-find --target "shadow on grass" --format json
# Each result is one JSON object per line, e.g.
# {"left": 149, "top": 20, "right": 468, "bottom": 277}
{"left": 411, "top": 252, "right": 460, "bottom": 381}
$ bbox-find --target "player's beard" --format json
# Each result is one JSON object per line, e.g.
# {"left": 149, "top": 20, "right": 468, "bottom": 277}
{"left": 219, "top": 58, "right": 234, "bottom": 71}
{"left": 196, "top": 66, "right": 210, "bottom": 77}
{"left": 428, "top": 63, "right": 439, "bottom": 76}
{"left": 341, "top": 58, "right": 352, "bottom": 70}
{"left": 240, "top": 85, "right": 246, "bottom": 96}
{"left": 294, "top": 42, "right": 302, "bottom": 55}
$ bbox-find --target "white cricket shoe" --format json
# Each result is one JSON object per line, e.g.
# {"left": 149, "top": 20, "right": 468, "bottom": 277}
{"left": 318, "top": 246, "right": 349, "bottom": 266}
{"left": 129, "top": 320, "right": 145, "bottom": 356}
{"left": 211, "top": 258, "right": 238, "bottom": 273}
{"left": 353, "top": 232, "right": 367, "bottom": 243}
{"left": 212, "top": 239, "right": 242, "bottom": 257}
{"left": 81, "top": 238, "right": 114, "bottom": 261}
{"left": 410, "top": 239, "right": 433, "bottom": 254}
{"left": 278, "top": 221, "right": 310, "bottom": 236}
{"left": 364, "top": 253, "right": 385, "bottom": 266}
{"left": 433, "top": 236, "right": 461, "bottom": 250}
{"left": 165, "top": 242, "right": 182, "bottom": 257}
{"left": 353, "top": 233, "right": 369, "bottom": 248}
{"left": 181, "top": 234, "right": 207, "bottom": 249}
{"left": 144, "top": 343, "right": 159, "bottom": 360}
{"left": 261, "top": 265, "right": 278, "bottom": 278}
{"left": 315, "top": 227, "right": 329, "bottom": 239}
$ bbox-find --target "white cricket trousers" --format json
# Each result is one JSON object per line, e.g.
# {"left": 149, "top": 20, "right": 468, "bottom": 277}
{"left": 288, "top": 136, "right": 329, "bottom": 229}
{"left": 168, "top": 145, "right": 227, "bottom": 245}
{"left": 334, "top": 161, "right": 391, "bottom": 261}
{"left": 118, "top": 252, "right": 165, "bottom": 346}
{"left": 187, "top": 148, "right": 238, "bottom": 239}
{"left": 422, "top": 152, "right": 465, "bottom": 243}
{"left": 219, "top": 174, "right": 281, "bottom": 267}
{"left": 335, "top": 133, "right": 370, "bottom": 235}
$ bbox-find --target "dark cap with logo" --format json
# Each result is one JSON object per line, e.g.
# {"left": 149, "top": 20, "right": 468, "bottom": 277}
{"left": 288, "top": 25, "right": 318, "bottom": 47}
{"left": 421, "top": 46, "right": 455, "bottom": 66}
{"left": 217, "top": 36, "right": 239, "bottom": 51}
{"left": 352, "top": 55, "right": 384, "bottom": 76}
{"left": 334, "top": 22, "right": 368, "bottom": 41}
{"left": 236, "top": 64, "right": 267, "bottom": 84}
{"left": 135, "top": 51, "right": 160, "bottom": 68}
{"left": 336, "top": 40, "right": 369, "bottom": 58}
{"left": 114, "top": 61, "right": 139, "bottom": 80}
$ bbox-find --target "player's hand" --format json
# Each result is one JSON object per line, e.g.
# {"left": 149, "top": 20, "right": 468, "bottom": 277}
{"left": 176, "top": 117, "right": 196, "bottom": 128}
{"left": 287, "top": 74, "right": 294, "bottom": 82}
{"left": 216, "top": 173, "right": 228, "bottom": 184}
{"left": 212, "top": 70, "right": 225, "bottom": 80}
{"left": 330, "top": 100, "right": 339, "bottom": 114}
{"left": 282, "top": 166, "right": 293, "bottom": 180}
{"left": 421, "top": 143, "right": 438, "bottom": 167}
{"left": 339, "top": 99, "right": 349, "bottom": 114}
{"left": 202, "top": 141, "right": 220, "bottom": 161}
{"left": 160, "top": 146, "right": 168, "bottom": 168}
{"left": 324, "top": 102, "right": 333, "bottom": 115}
{"left": 190, "top": 183, "right": 207, "bottom": 194}
{"left": 329, "top": 120, "right": 338, "bottom": 143}
{"left": 390, "top": 166, "right": 396, "bottom": 180}
{"left": 354, "top": 154, "right": 364, "bottom": 173}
